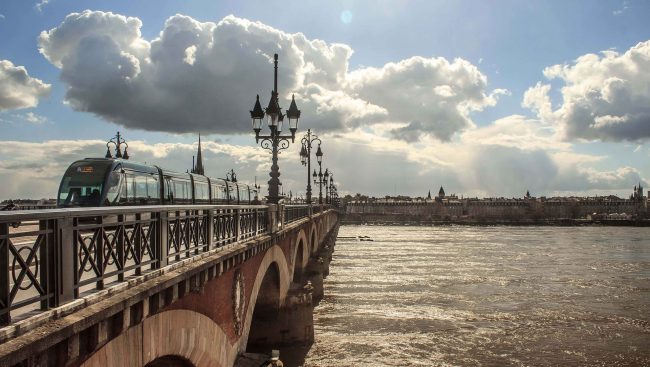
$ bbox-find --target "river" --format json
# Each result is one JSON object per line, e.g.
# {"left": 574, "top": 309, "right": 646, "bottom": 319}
{"left": 299, "top": 225, "right": 650, "bottom": 366}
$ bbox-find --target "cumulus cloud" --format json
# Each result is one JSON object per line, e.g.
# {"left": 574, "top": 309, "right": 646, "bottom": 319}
{"left": 39, "top": 11, "right": 501, "bottom": 140}
{"left": 460, "top": 114, "right": 567, "bottom": 151}
{"left": 347, "top": 56, "right": 508, "bottom": 140}
{"left": 0, "top": 60, "right": 51, "bottom": 111}
{"left": 524, "top": 40, "right": 650, "bottom": 141}
{"left": 315, "top": 121, "right": 645, "bottom": 198}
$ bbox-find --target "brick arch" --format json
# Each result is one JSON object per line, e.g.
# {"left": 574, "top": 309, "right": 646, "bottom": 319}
{"left": 309, "top": 223, "right": 318, "bottom": 255}
{"left": 239, "top": 245, "right": 290, "bottom": 352}
{"left": 292, "top": 229, "right": 309, "bottom": 281}
{"left": 81, "top": 309, "right": 233, "bottom": 367}
{"left": 318, "top": 220, "right": 325, "bottom": 244}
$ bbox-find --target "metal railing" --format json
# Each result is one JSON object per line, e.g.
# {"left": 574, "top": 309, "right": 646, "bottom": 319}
{"left": 283, "top": 205, "right": 309, "bottom": 225}
{"left": 0, "top": 203, "right": 316, "bottom": 326}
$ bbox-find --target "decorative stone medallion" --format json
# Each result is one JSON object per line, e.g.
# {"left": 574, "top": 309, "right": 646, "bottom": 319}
{"left": 232, "top": 269, "right": 245, "bottom": 336}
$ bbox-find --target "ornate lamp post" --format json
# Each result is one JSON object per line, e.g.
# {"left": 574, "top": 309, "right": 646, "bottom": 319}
{"left": 299, "top": 129, "right": 321, "bottom": 204}
{"left": 105, "top": 131, "right": 129, "bottom": 159}
{"left": 249, "top": 54, "right": 300, "bottom": 204}
{"left": 226, "top": 169, "right": 237, "bottom": 182}
{"left": 313, "top": 164, "right": 328, "bottom": 205}
{"left": 253, "top": 176, "right": 261, "bottom": 202}
{"left": 328, "top": 173, "right": 334, "bottom": 204}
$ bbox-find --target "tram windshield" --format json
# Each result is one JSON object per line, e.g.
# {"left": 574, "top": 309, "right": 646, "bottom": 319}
{"left": 57, "top": 161, "right": 112, "bottom": 207}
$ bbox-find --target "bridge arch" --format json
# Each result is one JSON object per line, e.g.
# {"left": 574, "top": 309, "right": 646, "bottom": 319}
{"left": 81, "top": 309, "right": 233, "bottom": 367}
{"left": 292, "top": 230, "right": 309, "bottom": 283}
{"left": 239, "top": 245, "right": 290, "bottom": 352}
{"left": 309, "top": 223, "right": 318, "bottom": 255}
{"left": 145, "top": 355, "right": 195, "bottom": 367}
{"left": 318, "top": 220, "right": 325, "bottom": 245}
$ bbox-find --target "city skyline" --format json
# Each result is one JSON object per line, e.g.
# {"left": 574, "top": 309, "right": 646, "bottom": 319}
{"left": 1, "top": 0, "right": 650, "bottom": 200}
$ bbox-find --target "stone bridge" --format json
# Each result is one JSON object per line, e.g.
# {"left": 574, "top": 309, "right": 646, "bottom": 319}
{"left": 0, "top": 204, "right": 339, "bottom": 366}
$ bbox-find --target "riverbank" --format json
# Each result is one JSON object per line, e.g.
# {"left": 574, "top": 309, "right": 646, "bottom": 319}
{"left": 341, "top": 214, "right": 650, "bottom": 227}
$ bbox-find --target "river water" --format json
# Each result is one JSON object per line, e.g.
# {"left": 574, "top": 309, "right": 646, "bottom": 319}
{"left": 300, "top": 225, "right": 650, "bottom": 367}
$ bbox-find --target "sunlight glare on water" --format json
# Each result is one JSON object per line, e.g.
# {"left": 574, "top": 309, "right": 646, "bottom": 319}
{"left": 301, "top": 225, "right": 650, "bottom": 367}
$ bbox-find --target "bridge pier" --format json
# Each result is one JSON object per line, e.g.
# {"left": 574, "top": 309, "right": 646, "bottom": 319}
{"left": 247, "top": 282, "right": 315, "bottom": 351}
{"left": 306, "top": 224, "right": 338, "bottom": 304}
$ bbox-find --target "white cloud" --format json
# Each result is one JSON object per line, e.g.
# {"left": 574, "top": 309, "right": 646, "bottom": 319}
{"left": 19, "top": 112, "right": 49, "bottom": 124}
{"left": 35, "top": 0, "right": 51, "bottom": 12}
{"left": 524, "top": 40, "right": 650, "bottom": 141}
{"left": 0, "top": 60, "right": 51, "bottom": 111}
{"left": 460, "top": 114, "right": 567, "bottom": 151}
{"left": 346, "top": 56, "right": 506, "bottom": 140}
{"left": 0, "top": 14, "right": 6, "bottom": 20}
{"left": 38, "top": 11, "right": 502, "bottom": 140}
{"left": 315, "top": 121, "right": 644, "bottom": 198}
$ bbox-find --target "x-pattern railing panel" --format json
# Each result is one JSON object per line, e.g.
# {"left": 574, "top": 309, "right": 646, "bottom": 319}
{"left": 0, "top": 223, "right": 54, "bottom": 324}
{"left": 122, "top": 217, "right": 156, "bottom": 275}
{"left": 213, "top": 208, "right": 237, "bottom": 248}
{"left": 166, "top": 210, "right": 208, "bottom": 264}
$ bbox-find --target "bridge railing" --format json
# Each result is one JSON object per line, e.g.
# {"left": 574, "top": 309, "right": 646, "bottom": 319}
{"left": 283, "top": 205, "right": 309, "bottom": 225}
{"left": 0, "top": 204, "right": 317, "bottom": 326}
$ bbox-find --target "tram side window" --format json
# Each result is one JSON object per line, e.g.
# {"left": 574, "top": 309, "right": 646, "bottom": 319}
{"left": 134, "top": 175, "right": 148, "bottom": 204}
{"left": 173, "top": 179, "right": 192, "bottom": 204}
{"left": 147, "top": 175, "right": 160, "bottom": 203}
{"left": 104, "top": 171, "right": 122, "bottom": 205}
{"left": 227, "top": 185, "right": 237, "bottom": 204}
{"left": 195, "top": 182, "right": 209, "bottom": 204}
{"left": 211, "top": 184, "right": 228, "bottom": 204}
{"left": 238, "top": 186, "right": 249, "bottom": 204}
{"left": 165, "top": 177, "right": 174, "bottom": 203}
{"left": 119, "top": 174, "right": 135, "bottom": 205}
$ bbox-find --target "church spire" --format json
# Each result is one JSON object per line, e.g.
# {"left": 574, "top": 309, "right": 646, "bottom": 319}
{"left": 192, "top": 134, "right": 205, "bottom": 175}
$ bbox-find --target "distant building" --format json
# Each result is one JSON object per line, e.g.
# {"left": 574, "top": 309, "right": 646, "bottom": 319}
{"left": 632, "top": 183, "right": 644, "bottom": 202}
{"left": 435, "top": 186, "right": 445, "bottom": 203}
{"left": 345, "top": 184, "right": 648, "bottom": 221}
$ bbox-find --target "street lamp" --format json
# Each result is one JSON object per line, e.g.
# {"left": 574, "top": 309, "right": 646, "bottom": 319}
{"left": 328, "top": 173, "right": 334, "bottom": 204}
{"left": 299, "top": 129, "right": 321, "bottom": 204}
{"left": 226, "top": 169, "right": 237, "bottom": 183}
{"left": 249, "top": 54, "right": 300, "bottom": 204}
{"left": 252, "top": 176, "right": 261, "bottom": 203}
{"left": 105, "top": 131, "right": 129, "bottom": 159}
{"left": 313, "top": 165, "right": 328, "bottom": 204}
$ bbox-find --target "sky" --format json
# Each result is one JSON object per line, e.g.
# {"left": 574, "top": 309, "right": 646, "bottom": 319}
{"left": 0, "top": 0, "right": 649, "bottom": 200}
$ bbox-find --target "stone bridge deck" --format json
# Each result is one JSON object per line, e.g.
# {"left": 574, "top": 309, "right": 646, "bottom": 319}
{"left": 0, "top": 204, "right": 339, "bottom": 367}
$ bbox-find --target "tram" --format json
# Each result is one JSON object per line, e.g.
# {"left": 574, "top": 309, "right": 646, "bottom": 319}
{"left": 56, "top": 158, "right": 259, "bottom": 207}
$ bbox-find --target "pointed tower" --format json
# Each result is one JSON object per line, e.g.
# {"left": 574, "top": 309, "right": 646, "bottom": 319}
{"left": 427, "top": 190, "right": 432, "bottom": 200}
{"left": 438, "top": 186, "right": 446, "bottom": 198}
{"left": 192, "top": 134, "right": 205, "bottom": 175}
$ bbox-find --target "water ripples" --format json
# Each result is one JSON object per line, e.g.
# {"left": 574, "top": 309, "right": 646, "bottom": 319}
{"left": 301, "top": 225, "right": 650, "bottom": 367}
